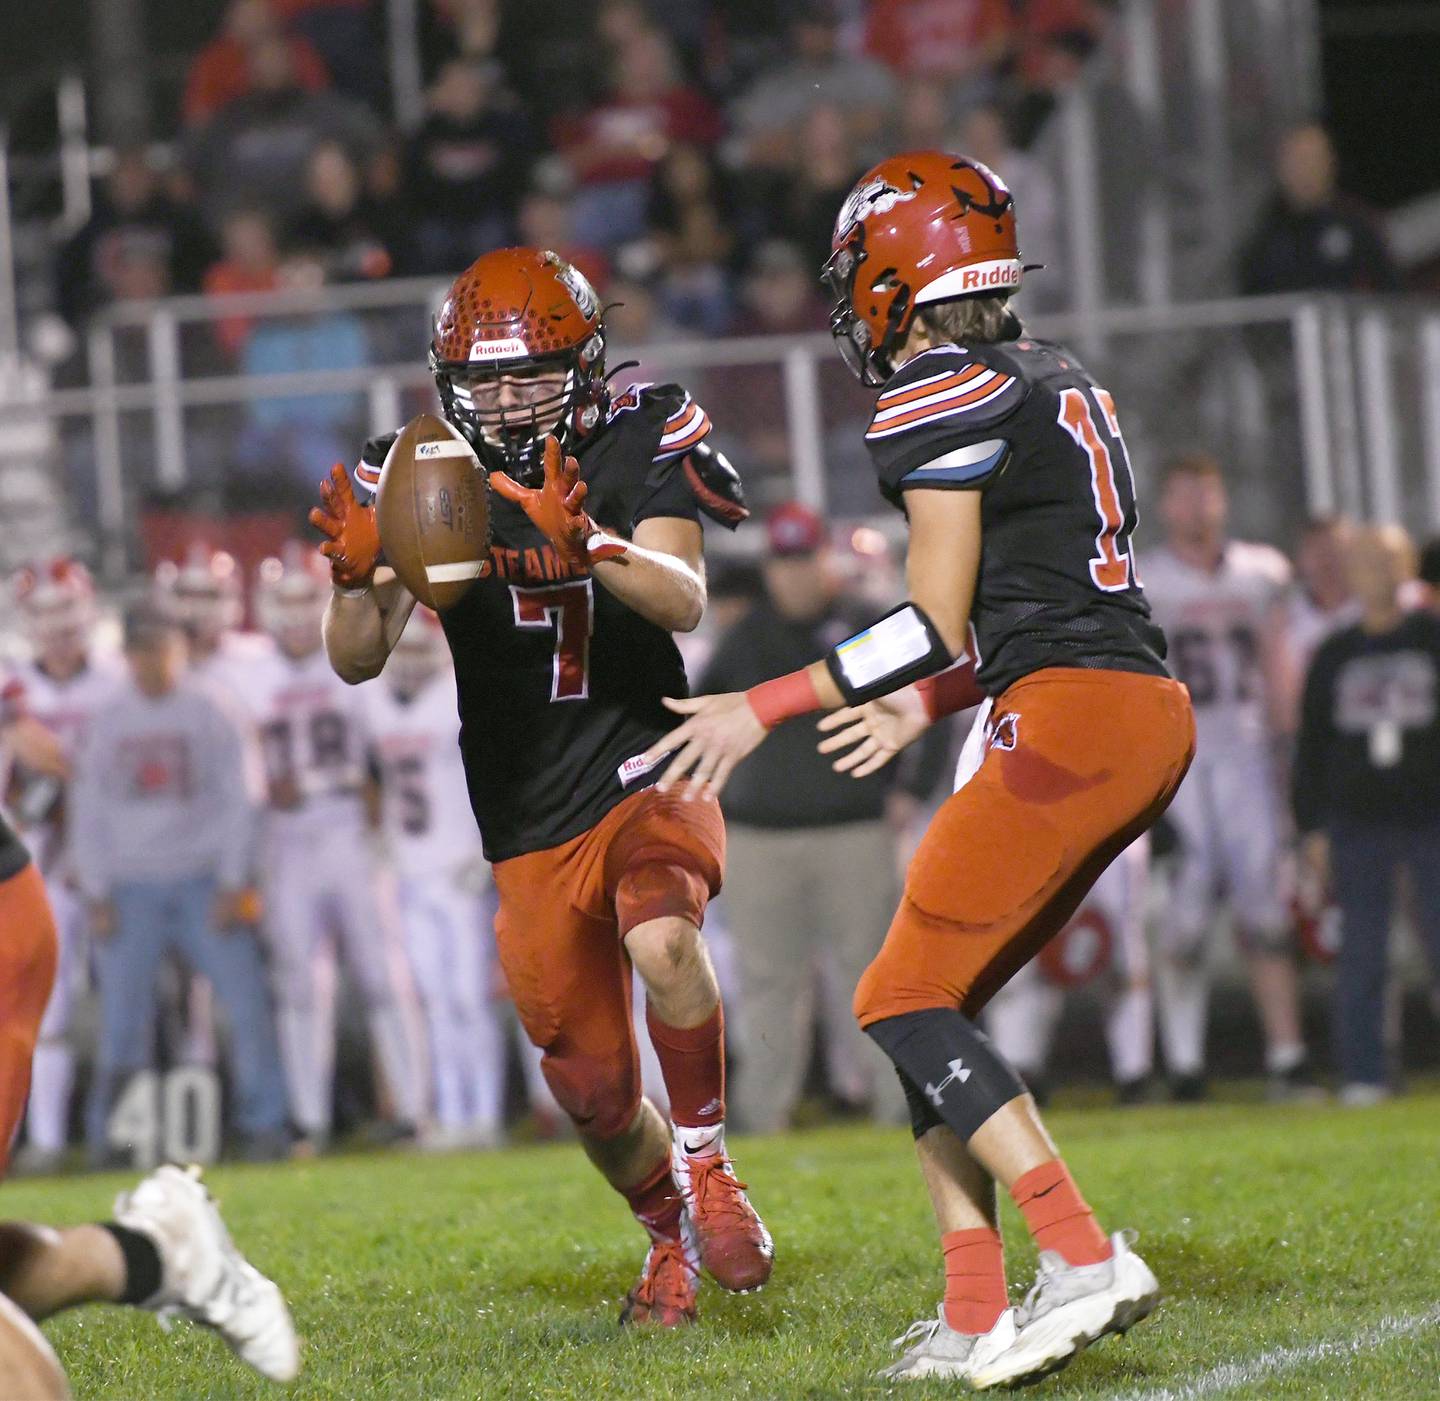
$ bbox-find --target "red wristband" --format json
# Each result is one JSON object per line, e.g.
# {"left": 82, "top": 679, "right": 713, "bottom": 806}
{"left": 746, "top": 669, "right": 823, "bottom": 729}
{"left": 915, "top": 659, "right": 984, "bottom": 721}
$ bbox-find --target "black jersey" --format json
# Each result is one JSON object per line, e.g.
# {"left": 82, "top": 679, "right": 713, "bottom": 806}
{"left": 0, "top": 809, "right": 31, "bottom": 883}
{"left": 864, "top": 338, "right": 1169, "bottom": 696}
{"left": 359, "top": 384, "right": 729, "bottom": 861}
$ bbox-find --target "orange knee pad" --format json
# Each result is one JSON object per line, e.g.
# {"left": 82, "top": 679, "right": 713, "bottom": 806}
{"left": 538, "top": 1037, "right": 642, "bottom": 1142}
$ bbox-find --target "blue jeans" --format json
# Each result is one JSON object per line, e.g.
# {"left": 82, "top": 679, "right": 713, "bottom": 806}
{"left": 1328, "top": 818, "right": 1440, "bottom": 1088}
{"left": 86, "top": 877, "right": 288, "bottom": 1153}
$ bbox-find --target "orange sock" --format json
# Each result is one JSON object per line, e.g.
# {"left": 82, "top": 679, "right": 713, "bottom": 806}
{"left": 1010, "top": 1160, "right": 1112, "bottom": 1266}
{"left": 941, "top": 1227, "right": 1008, "bottom": 1335}
{"left": 622, "top": 1156, "right": 684, "bottom": 1243}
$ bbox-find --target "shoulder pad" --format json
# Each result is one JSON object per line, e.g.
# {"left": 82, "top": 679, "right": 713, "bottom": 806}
{"left": 644, "top": 383, "right": 713, "bottom": 461}
{"left": 353, "top": 429, "right": 400, "bottom": 496}
{"left": 866, "top": 347, "right": 1026, "bottom": 445}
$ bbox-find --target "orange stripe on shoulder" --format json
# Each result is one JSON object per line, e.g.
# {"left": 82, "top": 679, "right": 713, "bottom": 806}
{"left": 875, "top": 364, "right": 988, "bottom": 410}
{"left": 868, "top": 375, "right": 1015, "bottom": 434}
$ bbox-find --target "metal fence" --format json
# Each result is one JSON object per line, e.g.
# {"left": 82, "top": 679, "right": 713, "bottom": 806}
{"left": 1, "top": 280, "right": 1438, "bottom": 579}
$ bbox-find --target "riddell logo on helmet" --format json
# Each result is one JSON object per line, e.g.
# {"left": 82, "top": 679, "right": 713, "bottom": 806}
{"left": 961, "top": 263, "right": 1021, "bottom": 291}
{"left": 468, "top": 337, "right": 529, "bottom": 361}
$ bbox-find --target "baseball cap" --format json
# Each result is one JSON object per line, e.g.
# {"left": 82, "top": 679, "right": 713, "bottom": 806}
{"left": 766, "top": 502, "right": 827, "bottom": 557}
{"left": 123, "top": 597, "right": 181, "bottom": 649}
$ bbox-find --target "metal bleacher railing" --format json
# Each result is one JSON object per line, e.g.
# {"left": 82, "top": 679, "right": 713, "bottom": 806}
{"left": 1, "top": 278, "right": 1438, "bottom": 583}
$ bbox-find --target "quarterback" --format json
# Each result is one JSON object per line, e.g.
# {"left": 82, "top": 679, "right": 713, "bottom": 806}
{"left": 647, "top": 152, "right": 1194, "bottom": 1386}
{"left": 313, "top": 247, "right": 769, "bottom": 1325}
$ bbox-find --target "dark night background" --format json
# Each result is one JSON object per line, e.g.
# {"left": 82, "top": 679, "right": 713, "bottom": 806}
{"left": 1, "top": 0, "right": 1437, "bottom": 207}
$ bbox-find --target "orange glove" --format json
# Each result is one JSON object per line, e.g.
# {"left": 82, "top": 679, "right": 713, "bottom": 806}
{"left": 309, "top": 463, "right": 381, "bottom": 588}
{"left": 491, "top": 436, "right": 628, "bottom": 571}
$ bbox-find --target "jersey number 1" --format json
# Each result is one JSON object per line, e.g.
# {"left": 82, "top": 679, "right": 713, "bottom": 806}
{"left": 1057, "top": 386, "right": 1136, "bottom": 593}
{"left": 511, "top": 580, "right": 595, "bottom": 702}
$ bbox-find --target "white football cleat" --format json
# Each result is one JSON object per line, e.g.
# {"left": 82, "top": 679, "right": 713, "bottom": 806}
{"left": 878, "top": 1305, "right": 1018, "bottom": 1381}
{"left": 969, "top": 1231, "right": 1158, "bottom": 1390}
{"left": 112, "top": 1164, "right": 300, "bottom": 1383}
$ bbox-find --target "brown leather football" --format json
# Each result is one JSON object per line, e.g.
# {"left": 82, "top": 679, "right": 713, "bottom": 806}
{"left": 374, "top": 412, "right": 490, "bottom": 611}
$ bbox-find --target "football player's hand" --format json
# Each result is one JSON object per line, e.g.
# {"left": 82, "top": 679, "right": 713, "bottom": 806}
{"left": 491, "top": 436, "right": 627, "bottom": 570}
{"left": 88, "top": 900, "right": 115, "bottom": 940}
{"left": 816, "top": 686, "right": 931, "bottom": 778}
{"left": 310, "top": 462, "right": 381, "bottom": 588}
{"left": 1302, "top": 832, "right": 1330, "bottom": 890}
{"left": 214, "top": 886, "right": 262, "bottom": 930}
{"left": 3, "top": 716, "right": 70, "bottom": 780}
{"left": 644, "top": 692, "right": 767, "bottom": 800}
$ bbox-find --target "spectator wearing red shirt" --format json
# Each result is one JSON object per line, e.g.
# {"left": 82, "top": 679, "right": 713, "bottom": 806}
{"left": 203, "top": 209, "right": 282, "bottom": 360}
{"left": 183, "top": 0, "right": 331, "bottom": 127}
{"left": 552, "top": 25, "right": 723, "bottom": 250}
{"left": 864, "top": 0, "right": 1013, "bottom": 85}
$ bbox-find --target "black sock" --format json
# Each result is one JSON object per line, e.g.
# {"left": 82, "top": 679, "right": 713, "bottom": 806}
{"left": 100, "top": 1223, "right": 163, "bottom": 1305}
{"left": 866, "top": 1008, "right": 1027, "bottom": 1141}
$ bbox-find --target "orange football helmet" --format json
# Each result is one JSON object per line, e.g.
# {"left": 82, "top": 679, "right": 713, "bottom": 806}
{"left": 429, "top": 246, "right": 607, "bottom": 485}
{"left": 822, "top": 150, "right": 1025, "bottom": 386}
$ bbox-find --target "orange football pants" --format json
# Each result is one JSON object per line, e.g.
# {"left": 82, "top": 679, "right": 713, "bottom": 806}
{"left": 491, "top": 786, "right": 725, "bottom": 1140}
{"left": 854, "top": 667, "right": 1195, "bottom": 1025}
{"left": 0, "top": 862, "right": 59, "bottom": 1176}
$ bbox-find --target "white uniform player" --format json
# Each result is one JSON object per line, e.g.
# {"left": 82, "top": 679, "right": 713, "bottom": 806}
{"left": 1285, "top": 516, "right": 1361, "bottom": 679}
{"left": 3, "top": 560, "right": 120, "bottom": 1165}
{"left": 1141, "top": 457, "right": 1311, "bottom": 1098}
{"left": 357, "top": 609, "right": 508, "bottom": 1148}
{"left": 235, "top": 550, "right": 426, "bottom": 1148}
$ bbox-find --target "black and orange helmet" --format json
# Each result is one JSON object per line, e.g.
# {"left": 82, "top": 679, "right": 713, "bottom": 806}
{"left": 822, "top": 151, "right": 1025, "bottom": 387}
{"left": 429, "top": 247, "right": 608, "bottom": 483}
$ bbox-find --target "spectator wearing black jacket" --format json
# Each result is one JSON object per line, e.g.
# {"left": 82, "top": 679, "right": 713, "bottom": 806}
{"left": 699, "top": 504, "right": 943, "bottom": 1132}
{"left": 1239, "top": 124, "right": 1400, "bottom": 295}
{"left": 405, "top": 58, "right": 535, "bottom": 274}
{"left": 1293, "top": 525, "right": 1440, "bottom": 1103}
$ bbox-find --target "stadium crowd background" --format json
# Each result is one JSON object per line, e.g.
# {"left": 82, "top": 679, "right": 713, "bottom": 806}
{"left": 0, "top": 0, "right": 1438, "bottom": 1170}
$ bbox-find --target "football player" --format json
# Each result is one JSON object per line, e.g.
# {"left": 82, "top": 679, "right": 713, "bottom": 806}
{"left": 358, "top": 607, "right": 507, "bottom": 1150}
{"left": 155, "top": 544, "right": 275, "bottom": 692}
{"left": 646, "top": 152, "right": 1194, "bottom": 1386}
{"left": 1286, "top": 514, "right": 1360, "bottom": 677}
{"left": 0, "top": 797, "right": 299, "bottom": 1394}
{"left": 313, "top": 247, "right": 768, "bottom": 1326}
{"left": 234, "top": 546, "right": 427, "bottom": 1153}
{"left": 1142, "top": 455, "right": 1315, "bottom": 1101}
{"left": 3, "top": 559, "right": 120, "bottom": 1171}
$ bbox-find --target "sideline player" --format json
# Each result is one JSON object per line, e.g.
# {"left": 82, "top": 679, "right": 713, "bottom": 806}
{"left": 2, "top": 560, "right": 119, "bottom": 1170}
{"left": 313, "top": 247, "right": 770, "bottom": 1325}
{"left": 0, "top": 801, "right": 299, "bottom": 1394}
{"left": 1142, "top": 456, "right": 1314, "bottom": 1100}
{"left": 235, "top": 547, "right": 427, "bottom": 1152}
{"left": 645, "top": 152, "right": 1194, "bottom": 1386}
{"left": 358, "top": 608, "right": 508, "bottom": 1150}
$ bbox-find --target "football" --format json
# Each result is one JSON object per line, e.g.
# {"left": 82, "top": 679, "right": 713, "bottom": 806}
{"left": 374, "top": 411, "right": 491, "bottom": 611}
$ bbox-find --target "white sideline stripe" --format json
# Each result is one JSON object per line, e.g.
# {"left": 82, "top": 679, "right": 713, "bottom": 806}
{"left": 1104, "top": 1307, "right": 1440, "bottom": 1401}
{"left": 425, "top": 561, "right": 486, "bottom": 582}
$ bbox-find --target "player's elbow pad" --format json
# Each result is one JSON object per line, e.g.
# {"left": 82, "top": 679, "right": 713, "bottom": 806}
{"left": 823, "top": 602, "right": 956, "bottom": 706}
{"left": 682, "top": 440, "right": 749, "bottom": 528}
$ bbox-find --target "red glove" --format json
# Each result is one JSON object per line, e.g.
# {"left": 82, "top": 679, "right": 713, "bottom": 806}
{"left": 309, "top": 463, "right": 381, "bottom": 588}
{"left": 491, "top": 435, "right": 628, "bottom": 571}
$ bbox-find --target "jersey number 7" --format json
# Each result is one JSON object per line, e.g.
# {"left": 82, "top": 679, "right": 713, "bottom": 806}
{"left": 511, "top": 580, "right": 595, "bottom": 702}
{"left": 1057, "top": 386, "right": 1137, "bottom": 593}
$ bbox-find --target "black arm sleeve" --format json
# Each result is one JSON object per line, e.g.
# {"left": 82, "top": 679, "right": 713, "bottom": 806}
{"left": 1291, "top": 645, "right": 1337, "bottom": 833}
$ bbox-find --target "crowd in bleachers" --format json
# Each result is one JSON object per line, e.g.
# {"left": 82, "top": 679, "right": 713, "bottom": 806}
{"left": 55, "top": 0, "right": 1105, "bottom": 342}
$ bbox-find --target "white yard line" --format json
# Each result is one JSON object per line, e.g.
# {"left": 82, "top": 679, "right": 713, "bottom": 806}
{"left": 1104, "top": 1306, "right": 1440, "bottom": 1400}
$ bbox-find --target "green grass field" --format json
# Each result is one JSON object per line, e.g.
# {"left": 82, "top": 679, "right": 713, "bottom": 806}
{"left": 6, "top": 1092, "right": 1438, "bottom": 1399}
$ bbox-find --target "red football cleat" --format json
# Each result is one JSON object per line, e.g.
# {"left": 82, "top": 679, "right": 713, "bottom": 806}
{"left": 619, "top": 1236, "right": 699, "bottom": 1328}
{"left": 675, "top": 1152, "right": 774, "bottom": 1293}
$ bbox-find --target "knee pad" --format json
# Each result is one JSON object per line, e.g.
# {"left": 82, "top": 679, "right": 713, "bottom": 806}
{"left": 539, "top": 1041, "right": 641, "bottom": 1142}
{"left": 866, "top": 1008, "right": 1027, "bottom": 1142}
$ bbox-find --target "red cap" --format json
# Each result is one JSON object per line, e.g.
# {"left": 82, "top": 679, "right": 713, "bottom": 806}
{"left": 766, "top": 502, "right": 826, "bottom": 557}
